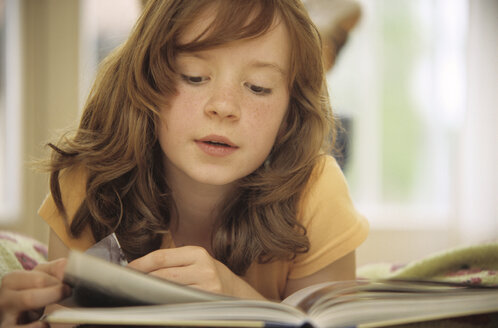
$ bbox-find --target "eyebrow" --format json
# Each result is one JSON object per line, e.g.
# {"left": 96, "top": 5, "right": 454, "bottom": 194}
{"left": 178, "top": 53, "right": 287, "bottom": 77}
{"left": 248, "top": 60, "right": 288, "bottom": 77}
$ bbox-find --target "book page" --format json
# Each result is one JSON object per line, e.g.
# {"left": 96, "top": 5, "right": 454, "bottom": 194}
{"left": 64, "top": 250, "right": 231, "bottom": 306}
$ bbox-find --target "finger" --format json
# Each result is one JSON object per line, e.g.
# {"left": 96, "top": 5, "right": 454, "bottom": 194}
{"left": 8, "top": 283, "right": 71, "bottom": 311}
{"left": 148, "top": 267, "right": 217, "bottom": 294}
{"left": 33, "top": 259, "right": 67, "bottom": 281}
{"left": 14, "top": 320, "right": 47, "bottom": 328}
{"left": 1, "top": 271, "right": 61, "bottom": 291}
{"left": 147, "top": 262, "right": 223, "bottom": 295}
{"left": 128, "top": 246, "right": 209, "bottom": 273}
{"left": 148, "top": 267, "right": 199, "bottom": 285}
{"left": 17, "top": 309, "right": 44, "bottom": 325}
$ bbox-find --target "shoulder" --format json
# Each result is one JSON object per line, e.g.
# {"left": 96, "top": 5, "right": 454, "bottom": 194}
{"left": 299, "top": 154, "right": 366, "bottom": 229}
{"left": 48, "top": 165, "right": 88, "bottom": 218}
{"left": 299, "top": 155, "right": 352, "bottom": 215}
{"left": 290, "top": 155, "right": 369, "bottom": 279}
{"left": 38, "top": 166, "right": 94, "bottom": 250}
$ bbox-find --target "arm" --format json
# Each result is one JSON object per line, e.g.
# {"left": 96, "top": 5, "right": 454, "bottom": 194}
{"left": 129, "top": 247, "right": 356, "bottom": 301}
{"left": 282, "top": 156, "right": 367, "bottom": 298}
{"left": 282, "top": 251, "right": 356, "bottom": 298}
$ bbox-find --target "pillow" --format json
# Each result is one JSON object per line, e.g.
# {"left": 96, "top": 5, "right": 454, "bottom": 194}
{"left": 0, "top": 230, "right": 48, "bottom": 284}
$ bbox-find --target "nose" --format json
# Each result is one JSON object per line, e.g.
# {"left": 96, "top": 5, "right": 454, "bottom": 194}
{"left": 204, "top": 86, "right": 241, "bottom": 121}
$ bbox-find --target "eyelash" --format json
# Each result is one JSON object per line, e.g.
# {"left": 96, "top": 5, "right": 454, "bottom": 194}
{"left": 181, "top": 74, "right": 209, "bottom": 84}
{"left": 180, "top": 74, "right": 272, "bottom": 96}
{"left": 244, "top": 82, "right": 272, "bottom": 95}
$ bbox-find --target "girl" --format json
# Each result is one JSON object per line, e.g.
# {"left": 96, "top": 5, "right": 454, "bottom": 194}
{"left": 1, "top": 0, "right": 368, "bottom": 324}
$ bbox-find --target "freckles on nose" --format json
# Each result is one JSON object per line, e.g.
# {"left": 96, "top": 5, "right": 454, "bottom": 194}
{"left": 205, "top": 89, "right": 241, "bottom": 119}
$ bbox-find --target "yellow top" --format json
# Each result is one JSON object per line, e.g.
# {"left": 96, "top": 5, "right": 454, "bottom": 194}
{"left": 39, "top": 155, "right": 369, "bottom": 300}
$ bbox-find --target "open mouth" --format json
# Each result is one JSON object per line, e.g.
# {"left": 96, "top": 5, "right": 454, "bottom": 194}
{"left": 197, "top": 135, "right": 238, "bottom": 148}
{"left": 195, "top": 135, "right": 239, "bottom": 156}
{"left": 203, "top": 141, "right": 233, "bottom": 147}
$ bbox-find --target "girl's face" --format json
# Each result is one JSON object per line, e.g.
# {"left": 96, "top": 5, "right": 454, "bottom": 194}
{"left": 158, "top": 13, "right": 291, "bottom": 188}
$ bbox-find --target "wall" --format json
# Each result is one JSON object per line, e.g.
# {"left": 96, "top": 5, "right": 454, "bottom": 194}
{"left": 357, "top": 0, "right": 498, "bottom": 266}
{"left": 0, "top": 0, "right": 80, "bottom": 243}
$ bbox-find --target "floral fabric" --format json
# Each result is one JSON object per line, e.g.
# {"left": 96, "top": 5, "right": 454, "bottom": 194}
{"left": 0, "top": 230, "right": 48, "bottom": 285}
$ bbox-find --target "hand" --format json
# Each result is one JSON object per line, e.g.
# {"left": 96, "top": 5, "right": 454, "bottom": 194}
{"left": 128, "top": 246, "right": 265, "bottom": 299}
{"left": 0, "top": 259, "right": 71, "bottom": 328}
{"left": 128, "top": 246, "right": 231, "bottom": 295}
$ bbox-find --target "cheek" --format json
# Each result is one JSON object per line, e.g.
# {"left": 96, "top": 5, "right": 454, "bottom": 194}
{"left": 252, "top": 96, "right": 288, "bottom": 130}
{"left": 246, "top": 97, "right": 289, "bottom": 147}
{"left": 159, "top": 92, "right": 198, "bottom": 135}
{"left": 157, "top": 112, "right": 171, "bottom": 157}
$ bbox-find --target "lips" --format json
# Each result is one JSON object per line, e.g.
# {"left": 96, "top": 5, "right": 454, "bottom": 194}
{"left": 195, "top": 135, "right": 239, "bottom": 157}
{"left": 196, "top": 135, "right": 238, "bottom": 148}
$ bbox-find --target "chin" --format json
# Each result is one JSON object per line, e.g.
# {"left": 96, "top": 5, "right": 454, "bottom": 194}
{"left": 190, "top": 167, "right": 253, "bottom": 187}
{"left": 193, "top": 174, "right": 240, "bottom": 187}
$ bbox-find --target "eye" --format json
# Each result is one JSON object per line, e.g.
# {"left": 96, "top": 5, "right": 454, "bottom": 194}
{"left": 180, "top": 74, "right": 209, "bottom": 85}
{"left": 244, "top": 82, "right": 272, "bottom": 95}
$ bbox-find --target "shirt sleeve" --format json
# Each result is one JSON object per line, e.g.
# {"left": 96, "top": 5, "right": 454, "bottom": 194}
{"left": 288, "top": 155, "right": 369, "bottom": 279}
{"left": 38, "top": 167, "right": 95, "bottom": 251}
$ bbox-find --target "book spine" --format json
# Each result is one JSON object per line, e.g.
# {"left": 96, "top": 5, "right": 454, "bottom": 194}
{"left": 264, "top": 322, "right": 316, "bottom": 328}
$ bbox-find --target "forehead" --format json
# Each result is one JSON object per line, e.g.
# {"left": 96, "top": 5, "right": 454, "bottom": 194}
{"left": 178, "top": 23, "right": 291, "bottom": 77}
{"left": 172, "top": 2, "right": 294, "bottom": 83}
{"left": 176, "top": 2, "right": 287, "bottom": 48}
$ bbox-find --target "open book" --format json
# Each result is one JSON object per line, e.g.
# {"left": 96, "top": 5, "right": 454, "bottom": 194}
{"left": 44, "top": 250, "right": 498, "bottom": 328}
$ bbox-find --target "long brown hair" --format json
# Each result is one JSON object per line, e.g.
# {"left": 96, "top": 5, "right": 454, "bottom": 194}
{"left": 48, "top": 0, "right": 335, "bottom": 275}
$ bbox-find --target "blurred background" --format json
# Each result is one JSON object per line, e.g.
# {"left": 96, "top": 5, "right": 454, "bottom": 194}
{"left": 0, "top": 0, "right": 496, "bottom": 267}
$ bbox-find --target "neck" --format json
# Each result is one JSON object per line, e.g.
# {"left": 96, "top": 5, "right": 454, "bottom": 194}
{"left": 165, "top": 161, "right": 235, "bottom": 249}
